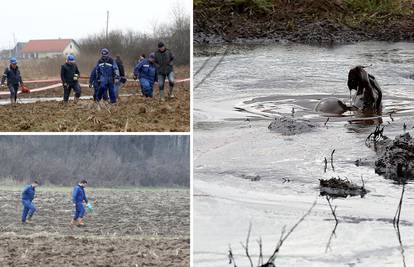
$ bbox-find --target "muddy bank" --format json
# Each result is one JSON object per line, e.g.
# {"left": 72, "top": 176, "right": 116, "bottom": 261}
{"left": 194, "top": 0, "right": 414, "bottom": 46}
{"left": 0, "top": 188, "right": 189, "bottom": 266}
{"left": 375, "top": 132, "right": 414, "bottom": 182}
{"left": 0, "top": 83, "right": 189, "bottom": 132}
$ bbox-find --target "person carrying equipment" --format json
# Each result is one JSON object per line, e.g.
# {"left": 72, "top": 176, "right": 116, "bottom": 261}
{"left": 71, "top": 179, "right": 90, "bottom": 226}
{"left": 94, "top": 48, "right": 120, "bottom": 104}
{"left": 21, "top": 180, "right": 39, "bottom": 224}
{"left": 1, "top": 57, "right": 24, "bottom": 104}
{"left": 60, "top": 55, "right": 81, "bottom": 103}
{"left": 134, "top": 53, "right": 158, "bottom": 98}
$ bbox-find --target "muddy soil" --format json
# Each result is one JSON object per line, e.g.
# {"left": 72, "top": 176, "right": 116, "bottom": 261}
{"left": 375, "top": 132, "right": 414, "bottom": 181}
{"left": 0, "top": 83, "right": 189, "bottom": 132}
{"left": 194, "top": 0, "right": 414, "bottom": 45}
{"left": 268, "top": 116, "right": 318, "bottom": 135}
{"left": 0, "top": 188, "right": 189, "bottom": 266}
{"left": 0, "top": 80, "right": 135, "bottom": 99}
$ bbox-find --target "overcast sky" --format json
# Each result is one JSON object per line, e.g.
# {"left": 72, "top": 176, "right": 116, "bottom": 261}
{"left": 0, "top": 0, "right": 191, "bottom": 49}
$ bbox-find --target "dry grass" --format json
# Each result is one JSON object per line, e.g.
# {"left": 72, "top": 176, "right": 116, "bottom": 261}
{"left": 0, "top": 58, "right": 189, "bottom": 80}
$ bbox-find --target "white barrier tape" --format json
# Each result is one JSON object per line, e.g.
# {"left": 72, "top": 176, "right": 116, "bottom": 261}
{"left": 0, "top": 78, "right": 189, "bottom": 96}
{"left": 23, "top": 78, "right": 190, "bottom": 84}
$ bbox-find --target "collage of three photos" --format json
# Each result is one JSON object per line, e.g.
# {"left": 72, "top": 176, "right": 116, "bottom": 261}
{"left": 2, "top": 0, "right": 414, "bottom": 266}
{"left": 0, "top": 0, "right": 191, "bottom": 266}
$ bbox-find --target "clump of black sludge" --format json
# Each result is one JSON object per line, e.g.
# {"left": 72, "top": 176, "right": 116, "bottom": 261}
{"left": 319, "top": 177, "right": 367, "bottom": 198}
{"left": 374, "top": 132, "right": 414, "bottom": 182}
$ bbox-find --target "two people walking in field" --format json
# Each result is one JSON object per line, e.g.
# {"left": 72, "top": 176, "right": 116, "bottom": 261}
{"left": 20, "top": 179, "right": 92, "bottom": 226}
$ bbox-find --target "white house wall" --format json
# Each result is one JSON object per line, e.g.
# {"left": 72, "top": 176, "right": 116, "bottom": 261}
{"left": 63, "top": 41, "right": 80, "bottom": 56}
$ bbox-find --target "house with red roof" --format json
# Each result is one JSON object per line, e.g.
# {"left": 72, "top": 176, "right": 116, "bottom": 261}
{"left": 21, "top": 39, "right": 80, "bottom": 59}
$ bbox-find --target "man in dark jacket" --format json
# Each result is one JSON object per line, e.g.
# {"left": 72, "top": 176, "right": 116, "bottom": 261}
{"left": 71, "top": 179, "right": 89, "bottom": 226}
{"left": 94, "top": 48, "right": 120, "bottom": 104}
{"left": 134, "top": 53, "right": 158, "bottom": 97}
{"left": 21, "top": 180, "right": 39, "bottom": 224}
{"left": 60, "top": 55, "right": 81, "bottom": 103}
{"left": 154, "top": 42, "right": 175, "bottom": 101}
{"left": 114, "top": 55, "right": 127, "bottom": 100}
{"left": 1, "top": 57, "right": 24, "bottom": 104}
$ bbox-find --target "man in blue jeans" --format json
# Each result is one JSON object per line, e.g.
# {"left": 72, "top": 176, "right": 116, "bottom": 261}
{"left": 71, "top": 179, "right": 89, "bottom": 226}
{"left": 21, "top": 180, "right": 39, "bottom": 224}
{"left": 154, "top": 42, "right": 175, "bottom": 101}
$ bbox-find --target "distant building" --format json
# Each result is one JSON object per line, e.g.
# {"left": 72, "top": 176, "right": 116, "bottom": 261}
{"left": 0, "top": 42, "right": 27, "bottom": 60}
{"left": 12, "top": 42, "right": 27, "bottom": 58}
{"left": 0, "top": 49, "right": 12, "bottom": 60}
{"left": 21, "top": 39, "right": 80, "bottom": 59}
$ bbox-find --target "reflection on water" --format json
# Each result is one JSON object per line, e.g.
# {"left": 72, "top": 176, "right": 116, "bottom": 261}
{"left": 194, "top": 42, "right": 414, "bottom": 267}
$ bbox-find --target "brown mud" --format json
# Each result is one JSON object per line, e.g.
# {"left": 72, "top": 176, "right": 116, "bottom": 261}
{"left": 194, "top": 0, "right": 414, "bottom": 46}
{"left": 0, "top": 188, "right": 189, "bottom": 266}
{"left": 0, "top": 83, "right": 190, "bottom": 132}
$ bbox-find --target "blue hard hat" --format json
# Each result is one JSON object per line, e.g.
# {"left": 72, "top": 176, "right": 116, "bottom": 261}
{"left": 101, "top": 48, "right": 110, "bottom": 56}
{"left": 10, "top": 57, "right": 17, "bottom": 64}
{"left": 149, "top": 53, "right": 156, "bottom": 60}
{"left": 67, "top": 54, "right": 76, "bottom": 62}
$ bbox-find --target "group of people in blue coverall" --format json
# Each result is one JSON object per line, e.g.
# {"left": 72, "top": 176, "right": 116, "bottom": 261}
{"left": 20, "top": 179, "right": 91, "bottom": 226}
{"left": 87, "top": 41, "right": 175, "bottom": 103}
{"left": 1, "top": 41, "right": 175, "bottom": 105}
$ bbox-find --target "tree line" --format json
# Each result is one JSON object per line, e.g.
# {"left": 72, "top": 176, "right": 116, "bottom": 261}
{"left": 78, "top": 3, "right": 190, "bottom": 71}
{"left": 0, "top": 135, "right": 190, "bottom": 187}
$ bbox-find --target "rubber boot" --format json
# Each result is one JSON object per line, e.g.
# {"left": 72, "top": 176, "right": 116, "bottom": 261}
{"left": 160, "top": 90, "right": 165, "bottom": 102}
{"left": 78, "top": 219, "right": 85, "bottom": 226}
{"left": 26, "top": 217, "right": 32, "bottom": 224}
{"left": 168, "top": 87, "right": 175, "bottom": 99}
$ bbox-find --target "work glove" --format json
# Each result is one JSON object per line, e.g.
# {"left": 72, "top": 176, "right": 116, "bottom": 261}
{"left": 0, "top": 84, "right": 4, "bottom": 88}
{"left": 63, "top": 83, "right": 68, "bottom": 87}
{"left": 73, "top": 74, "right": 79, "bottom": 81}
{"left": 133, "top": 75, "right": 137, "bottom": 80}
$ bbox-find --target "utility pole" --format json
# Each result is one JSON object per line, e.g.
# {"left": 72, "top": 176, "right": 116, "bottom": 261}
{"left": 106, "top": 11, "right": 109, "bottom": 40}
{"left": 13, "top": 33, "right": 16, "bottom": 57}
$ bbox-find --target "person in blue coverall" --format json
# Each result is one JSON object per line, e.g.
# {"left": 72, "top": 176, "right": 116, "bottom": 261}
{"left": 21, "top": 180, "right": 39, "bottom": 224}
{"left": 71, "top": 179, "right": 89, "bottom": 226}
{"left": 133, "top": 53, "right": 158, "bottom": 98}
{"left": 94, "top": 48, "right": 119, "bottom": 104}
{"left": 89, "top": 65, "right": 108, "bottom": 101}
